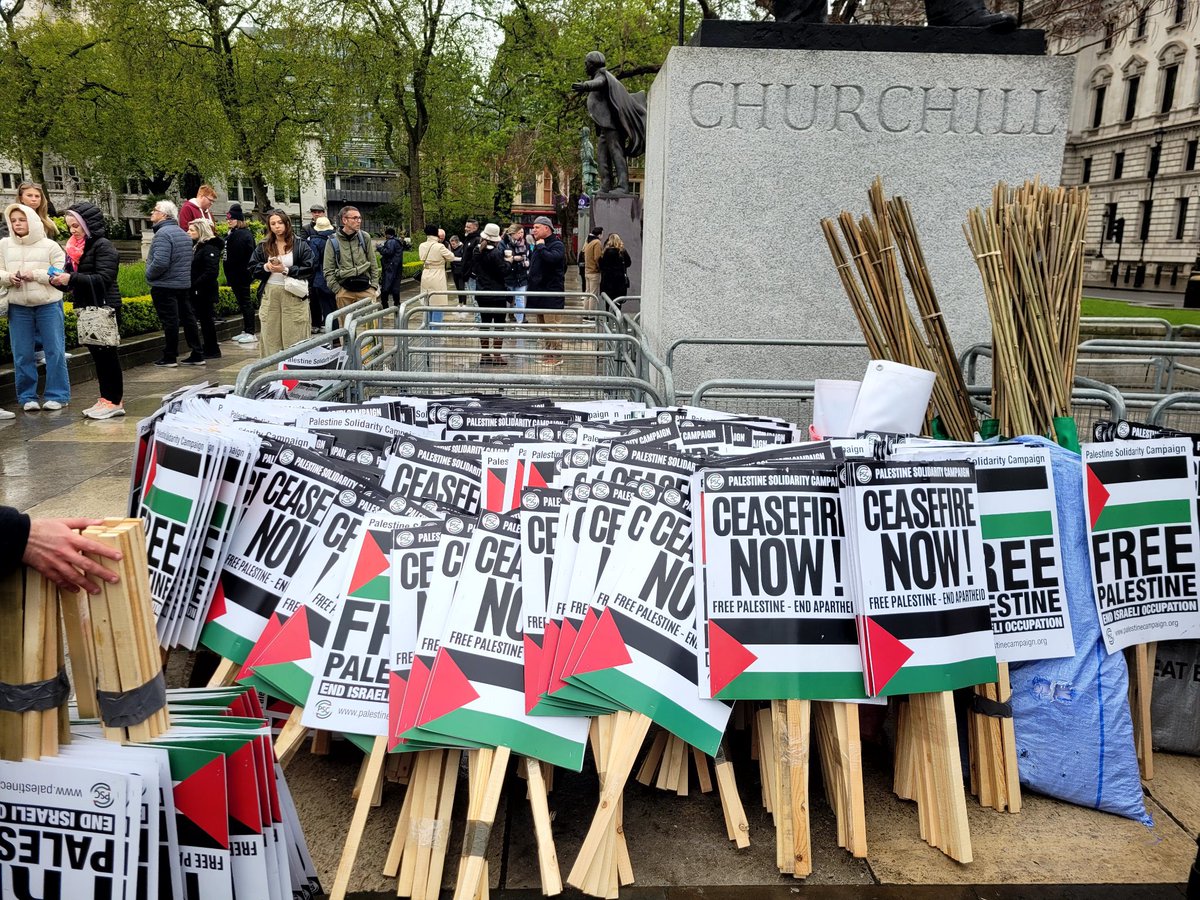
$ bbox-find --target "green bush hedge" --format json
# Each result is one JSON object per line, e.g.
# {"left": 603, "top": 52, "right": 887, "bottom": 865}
{"left": 0, "top": 288, "right": 242, "bottom": 365}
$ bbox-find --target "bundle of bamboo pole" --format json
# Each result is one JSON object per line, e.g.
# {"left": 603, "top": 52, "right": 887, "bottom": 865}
{"left": 0, "top": 565, "right": 69, "bottom": 761}
{"left": 821, "top": 177, "right": 977, "bottom": 441}
{"left": 963, "top": 180, "right": 1090, "bottom": 438}
{"left": 76, "top": 519, "right": 170, "bottom": 741}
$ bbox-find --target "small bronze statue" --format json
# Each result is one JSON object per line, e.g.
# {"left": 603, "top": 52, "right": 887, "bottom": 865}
{"left": 580, "top": 126, "right": 601, "bottom": 197}
{"left": 571, "top": 51, "right": 647, "bottom": 194}
{"left": 771, "top": 0, "right": 1015, "bottom": 29}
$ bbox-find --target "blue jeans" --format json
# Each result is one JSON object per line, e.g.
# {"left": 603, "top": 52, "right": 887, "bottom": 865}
{"left": 8, "top": 302, "right": 69, "bottom": 404}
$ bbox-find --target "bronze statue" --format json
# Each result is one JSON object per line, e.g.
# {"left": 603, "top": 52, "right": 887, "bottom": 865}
{"left": 571, "top": 51, "right": 647, "bottom": 194}
{"left": 771, "top": 0, "right": 1015, "bottom": 28}
{"left": 580, "top": 127, "right": 601, "bottom": 197}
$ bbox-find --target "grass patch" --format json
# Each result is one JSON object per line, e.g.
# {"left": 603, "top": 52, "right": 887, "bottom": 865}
{"left": 1082, "top": 297, "right": 1200, "bottom": 327}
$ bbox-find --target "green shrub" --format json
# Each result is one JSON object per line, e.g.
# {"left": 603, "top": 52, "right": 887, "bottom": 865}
{"left": 118, "top": 261, "right": 150, "bottom": 298}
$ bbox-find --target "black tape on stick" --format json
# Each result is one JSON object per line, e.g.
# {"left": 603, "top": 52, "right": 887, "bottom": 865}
{"left": 0, "top": 668, "right": 70, "bottom": 713}
{"left": 970, "top": 694, "right": 1013, "bottom": 719}
{"left": 96, "top": 671, "right": 167, "bottom": 727}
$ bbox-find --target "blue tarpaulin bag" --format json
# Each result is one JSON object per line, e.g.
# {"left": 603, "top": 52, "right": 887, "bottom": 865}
{"left": 1007, "top": 436, "right": 1151, "bottom": 824}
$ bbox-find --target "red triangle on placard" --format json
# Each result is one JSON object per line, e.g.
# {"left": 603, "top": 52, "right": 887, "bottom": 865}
{"left": 416, "top": 649, "right": 479, "bottom": 727}
{"left": 239, "top": 612, "right": 284, "bottom": 680}
{"left": 174, "top": 756, "right": 230, "bottom": 849}
{"left": 708, "top": 621, "right": 758, "bottom": 696}
{"left": 388, "top": 671, "right": 408, "bottom": 750}
{"left": 398, "top": 657, "right": 430, "bottom": 736}
{"left": 486, "top": 469, "right": 506, "bottom": 511}
{"left": 227, "top": 742, "right": 261, "bottom": 832}
{"left": 348, "top": 532, "right": 390, "bottom": 595}
{"left": 280, "top": 365, "right": 299, "bottom": 392}
{"left": 143, "top": 444, "right": 160, "bottom": 494}
{"left": 526, "top": 462, "right": 549, "bottom": 489}
{"left": 252, "top": 607, "right": 313, "bottom": 667}
{"left": 1085, "top": 464, "right": 1111, "bottom": 532}
{"left": 862, "top": 617, "right": 914, "bottom": 696}
{"left": 572, "top": 608, "right": 633, "bottom": 676}
{"left": 205, "top": 579, "right": 227, "bottom": 623}
{"left": 523, "top": 635, "right": 542, "bottom": 713}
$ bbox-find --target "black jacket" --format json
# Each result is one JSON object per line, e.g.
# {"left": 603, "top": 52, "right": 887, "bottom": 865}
{"left": 224, "top": 225, "right": 255, "bottom": 287}
{"left": 249, "top": 237, "right": 316, "bottom": 298}
{"left": 526, "top": 233, "right": 565, "bottom": 310}
{"left": 0, "top": 506, "right": 30, "bottom": 576}
{"left": 461, "top": 230, "right": 481, "bottom": 281}
{"left": 192, "top": 236, "right": 224, "bottom": 295}
{"left": 598, "top": 246, "right": 631, "bottom": 299}
{"left": 474, "top": 243, "right": 510, "bottom": 298}
{"left": 64, "top": 202, "right": 121, "bottom": 311}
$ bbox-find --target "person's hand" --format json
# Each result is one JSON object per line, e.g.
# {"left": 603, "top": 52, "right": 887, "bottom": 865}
{"left": 571, "top": 82, "right": 587, "bottom": 91}
{"left": 22, "top": 518, "right": 123, "bottom": 595}
{"left": 49, "top": 273, "right": 70, "bottom": 288}
{"left": 10, "top": 272, "right": 22, "bottom": 286}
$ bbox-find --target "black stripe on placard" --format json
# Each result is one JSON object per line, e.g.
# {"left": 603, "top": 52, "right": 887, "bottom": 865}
{"left": 872, "top": 604, "right": 992, "bottom": 641}
{"left": 158, "top": 441, "right": 203, "bottom": 477}
{"left": 221, "top": 571, "right": 282, "bottom": 618}
{"left": 975, "top": 465, "right": 1047, "bottom": 494}
{"left": 714, "top": 616, "right": 858, "bottom": 646}
{"left": 446, "top": 647, "right": 525, "bottom": 693}
{"left": 1088, "top": 455, "right": 1190, "bottom": 485}
{"left": 610, "top": 608, "right": 698, "bottom": 683}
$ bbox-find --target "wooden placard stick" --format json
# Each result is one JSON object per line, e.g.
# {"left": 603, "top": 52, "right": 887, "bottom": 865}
{"left": 311, "top": 728, "right": 332, "bottom": 755}
{"left": 836, "top": 703, "right": 866, "bottom": 858}
{"left": 80, "top": 551, "right": 126, "bottom": 743}
{"left": 397, "top": 751, "right": 434, "bottom": 896}
{"left": 525, "top": 759, "right": 562, "bottom": 895}
{"left": 1126, "top": 643, "right": 1156, "bottom": 782}
{"left": 22, "top": 568, "right": 45, "bottom": 759}
{"left": 996, "top": 664, "right": 1021, "bottom": 813}
{"left": 566, "top": 712, "right": 651, "bottom": 890}
{"left": 411, "top": 748, "right": 447, "bottom": 900}
{"left": 712, "top": 742, "right": 750, "bottom": 849}
{"left": 757, "top": 707, "right": 775, "bottom": 814}
{"left": 58, "top": 585, "right": 99, "bottom": 718}
{"left": 330, "top": 734, "right": 388, "bottom": 900}
{"left": 452, "top": 745, "right": 510, "bottom": 900}
{"left": 691, "top": 746, "right": 713, "bottom": 794}
{"left": 383, "top": 761, "right": 416, "bottom": 879}
{"left": 785, "top": 700, "right": 811, "bottom": 878}
{"left": 38, "top": 576, "right": 59, "bottom": 756}
{"left": 95, "top": 531, "right": 155, "bottom": 743}
{"left": 208, "top": 656, "right": 240, "bottom": 688}
{"left": 635, "top": 730, "right": 668, "bottom": 786}
{"left": 55, "top": 613, "right": 69, "bottom": 746}
{"left": 422, "top": 749, "right": 462, "bottom": 900}
{"left": 111, "top": 524, "right": 170, "bottom": 737}
{"left": 769, "top": 701, "right": 795, "bottom": 876}
{"left": 912, "top": 691, "right": 972, "bottom": 863}
{"left": 274, "top": 706, "right": 309, "bottom": 766}
{"left": 0, "top": 568, "right": 26, "bottom": 760}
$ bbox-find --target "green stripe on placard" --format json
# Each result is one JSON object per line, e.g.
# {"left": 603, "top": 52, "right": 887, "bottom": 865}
{"left": 199, "top": 619, "right": 253, "bottom": 665}
{"left": 249, "top": 661, "right": 311, "bottom": 708}
{"left": 211, "top": 502, "right": 228, "bottom": 530}
{"left": 1092, "top": 499, "right": 1193, "bottom": 533}
{"left": 579, "top": 668, "right": 724, "bottom": 756}
{"left": 980, "top": 510, "right": 1053, "bottom": 541}
{"left": 421, "top": 708, "right": 586, "bottom": 770}
{"left": 714, "top": 670, "right": 867, "bottom": 702}
{"left": 876, "top": 656, "right": 998, "bottom": 697}
{"left": 144, "top": 485, "right": 193, "bottom": 523}
{"left": 350, "top": 575, "right": 390, "bottom": 602}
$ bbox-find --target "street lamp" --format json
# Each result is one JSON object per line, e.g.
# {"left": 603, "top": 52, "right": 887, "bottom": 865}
{"left": 1135, "top": 126, "right": 1166, "bottom": 288}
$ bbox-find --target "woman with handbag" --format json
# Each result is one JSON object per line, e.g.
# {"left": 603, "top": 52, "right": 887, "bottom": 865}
{"left": 186, "top": 218, "right": 224, "bottom": 359}
{"left": 249, "top": 210, "right": 315, "bottom": 358}
{"left": 50, "top": 203, "right": 124, "bottom": 419}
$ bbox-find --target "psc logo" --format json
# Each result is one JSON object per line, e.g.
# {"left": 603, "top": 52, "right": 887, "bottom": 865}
{"left": 663, "top": 488, "right": 682, "bottom": 507}
{"left": 572, "top": 450, "right": 589, "bottom": 467}
{"left": 638, "top": 482, "right": 656, "bottom": 500}
{"left": 705, "top": 473, "right": 725, "bottom": 491}
{"left": 397, "top": 531, "right": 415, "bottom": 547}
{"left": 338, "top": 489, "right": 358, "bottom": 507}
{"left": 854, "top": 465, "right": 873, "bottom": 484}
{"left": 593, "top": 483, "right": 611, "bottom": 500}
{"left": 611, "top": 444, "right": 630, "bottom": 461}
{"left": 278, "top": 448, "right": 296, "bottom": 466}
{"left": 315, "top": 700, "right": 333, "bottom": 720}
{"left": 447, "top": 517, "right": 464, "bottom": 534}
{"left": 522, "top": 492, "right": 540, "bottom": 510}
{"left": 388, "top": 496, "right": 408, "bottom": 514}
{"left": 398, "top": 441, "right": 416, "bottom": 458}
{"left": 449, "top": 414, "right": 465, "bottom": 429}
{"left": 356, "top": 449, "right": 375, "bottom": 465}
{"left": 482, "top": 513, "right": 501, "bottom": 530}
{"left": 91, "top": 783, "right": 114, "bottom": 809}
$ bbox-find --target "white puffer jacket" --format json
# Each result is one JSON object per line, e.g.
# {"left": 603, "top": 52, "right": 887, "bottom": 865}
{"left": 0, "top": 203, "right": 65, "bottom": 307}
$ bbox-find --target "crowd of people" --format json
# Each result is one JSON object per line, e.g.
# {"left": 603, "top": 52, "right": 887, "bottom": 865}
{"left": 2, "top": 184, "right": 632, "bottom": 416}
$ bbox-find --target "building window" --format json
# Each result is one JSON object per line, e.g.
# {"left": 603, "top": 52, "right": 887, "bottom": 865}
{"left": 1187, "top": 139, "right": 1198, "bottom": 171}
{"left": 1114, "top": 150, "right": 1125, "bottom": 179}
{"left": 1, "top": 173, "right": 16, "bottom": 190}
{"left": 1092, "top": 85, "right": 1107, "bottom": 127}
{"left": 1160, "top": 65, "right": 1179, "bottom": 112}
{"left": 242, "top": 182, "right": 254, "bottom": 203}
{"left": 325, "top": 175, "right": 337, "bottom": 192}
{"left": 1124, "top": 75, "right": 1141, "bottom": 120}
{"left": 1139, "top": 199, "right": 1153, "bottom": 242}
{"left": 1103, "top": 21, "right": 1114, "bottom": 49}
{"left": 1176, "top": 0, "right": 1187, "bottom": 24}
{"left": 1135, "top": 9, "right": 1148, "bottom": 39}
{"left": 1082, "top": 157, "right": 1093, "bottom": 183}
{"left": 1175, "top": 197, "right": 1190, "bottom": 240}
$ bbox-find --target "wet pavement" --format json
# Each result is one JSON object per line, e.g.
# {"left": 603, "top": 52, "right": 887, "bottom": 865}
{"left": 0, "top": 291, "right": 1196, "bottom": 898}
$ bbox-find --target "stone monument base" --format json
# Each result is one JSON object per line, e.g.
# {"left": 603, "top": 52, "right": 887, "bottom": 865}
{"left": 590, "top": 193, "right": 643, "bottom": 300}
{"left": 639, "top": 40, "right": 1074, "bottom": 391}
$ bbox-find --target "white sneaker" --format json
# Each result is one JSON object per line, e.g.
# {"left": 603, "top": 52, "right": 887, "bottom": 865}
{"left": 83, "top": 399, "right": 125, "bottom": 420}
{"left": 233, "top": 333, "right": 258, "bottom": 344}
{"left": 23, "top": 400, "right": 40, "bottom": 412}
{"left": 34, "top": 351, "right": 45, "bottom": 366}
{"left": 0, "top": 408, "right": 14, "bottom": 420}
{"left": 41, "top": 400, "right": 66, "bottom": 411}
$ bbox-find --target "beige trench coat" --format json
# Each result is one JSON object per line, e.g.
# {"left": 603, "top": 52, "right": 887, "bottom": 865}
{"left": 418, "top": 238, "right": 455, "bottom": 307}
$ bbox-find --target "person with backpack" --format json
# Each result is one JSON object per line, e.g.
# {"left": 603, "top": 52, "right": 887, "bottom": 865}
{"left": 323, "top": 206, "right": 377, "bottom": 308}
{"left": 307, "top": 215, "right": 337, "bottom": 329}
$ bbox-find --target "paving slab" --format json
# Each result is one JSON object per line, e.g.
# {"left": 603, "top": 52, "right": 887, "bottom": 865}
{"left": 1146, "top": 753, "right": 1200, "bottom": 839}
{"left": 23, "top": 474, "right": 130, "bottom": 519}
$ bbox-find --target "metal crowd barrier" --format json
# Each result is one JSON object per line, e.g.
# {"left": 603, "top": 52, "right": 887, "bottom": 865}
{"left": 1149, "top": 393, "right": 1200, "bottom": 430}
{"left": 233, "top": 327, "right": 353, "bottom": 398}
